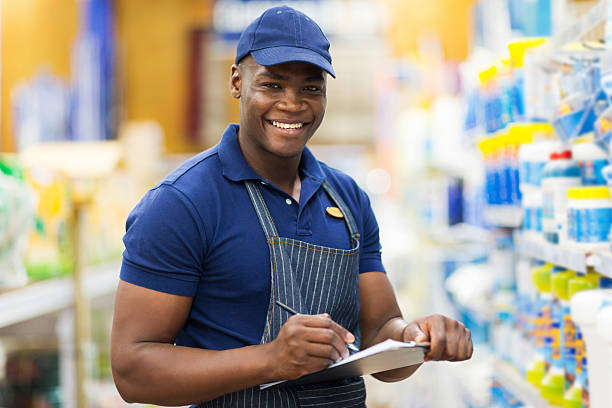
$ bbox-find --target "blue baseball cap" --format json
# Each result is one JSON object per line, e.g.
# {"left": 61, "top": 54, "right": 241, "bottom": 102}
{"left": 235, "top": 6, "right": 335, "bottom": 78}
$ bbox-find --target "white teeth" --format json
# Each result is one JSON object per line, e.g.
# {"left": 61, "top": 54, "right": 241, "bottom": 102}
{"left": 272, "top": 121, "right": 303, "bottom": 129}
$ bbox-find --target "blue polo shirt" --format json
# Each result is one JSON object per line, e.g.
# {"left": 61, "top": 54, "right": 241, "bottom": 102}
{"left": 120, "top": 124, "right": 385, "bottom": 350}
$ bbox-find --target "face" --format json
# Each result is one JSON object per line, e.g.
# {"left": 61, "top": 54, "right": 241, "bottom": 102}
{"left": 230, "top": 56, "right": 327, "bottom": 160}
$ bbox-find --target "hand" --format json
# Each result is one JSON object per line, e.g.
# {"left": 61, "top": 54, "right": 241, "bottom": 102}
{"left": 402, "top": 314, "right": 473, "bottom": 362}
{"left": 267, "top": 314, "right": 354, "bottom": 380}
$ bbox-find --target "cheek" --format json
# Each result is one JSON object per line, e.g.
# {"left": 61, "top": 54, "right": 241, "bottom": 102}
{"left": 313, "top": 101, "right": 326, "bottom": 124}
{"left": 247, "top": 95, "right": 274, "bottom": 119}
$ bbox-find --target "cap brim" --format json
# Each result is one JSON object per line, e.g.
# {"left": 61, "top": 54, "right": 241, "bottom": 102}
{"left": 251, "top": 46, "right": 336, "bottom": 78}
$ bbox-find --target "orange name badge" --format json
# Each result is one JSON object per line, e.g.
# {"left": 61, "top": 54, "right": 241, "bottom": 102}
{"left": 326, "top": 206, "right": 344, "bottom": 219}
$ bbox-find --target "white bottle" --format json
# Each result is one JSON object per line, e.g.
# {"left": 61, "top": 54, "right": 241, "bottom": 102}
{"left": 571, "top": 289, "right": 612, "bottom": 408}
{"left": 566, "top": 186, "right": 612, "bottom": 252}
{"left": 541, "top": 150, "right": 581, "bottom": 244}
{"left": 531, "top": 139, "right": 561, "bottom": 187}
{"left": 522, "top": 188, "right": 543, "bottom": 239}
{"left": 518, "top": 141, "right": 538, "bottom": 193}
{"left": 596, "top": 299, "right": 612, "bottom": 407}
{"left": 572, "top": 140, "right": 608, "bottom": 186}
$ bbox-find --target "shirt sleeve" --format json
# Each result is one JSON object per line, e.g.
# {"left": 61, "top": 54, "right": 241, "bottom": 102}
{"left": 357, "top": 188, "right": 386, "bottom": 274}
{"left": 120, "top": 184, "right": 205, "bottom": 296}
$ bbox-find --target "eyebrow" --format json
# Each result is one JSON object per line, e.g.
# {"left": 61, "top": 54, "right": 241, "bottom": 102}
{"left": 258, "top": 71, "right": 325, "bottom": 83}
{"left": 259, "top": 71, "right": 288, "bottom": 81}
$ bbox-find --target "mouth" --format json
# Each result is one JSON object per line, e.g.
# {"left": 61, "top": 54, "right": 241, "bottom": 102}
{"left": 265, "top": 119, "right": 309, "bottom": 133}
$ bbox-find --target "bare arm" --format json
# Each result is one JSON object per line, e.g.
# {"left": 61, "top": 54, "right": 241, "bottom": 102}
{"left": 111, "top": 280, "right": 354, "bottom": 406}
{"left": 359, "top": 272, "right": 473, "bottom": 383}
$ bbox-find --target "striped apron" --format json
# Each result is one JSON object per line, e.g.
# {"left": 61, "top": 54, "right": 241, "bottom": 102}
{"left": 199, "top": 180, "right": 366, "bottom": 407}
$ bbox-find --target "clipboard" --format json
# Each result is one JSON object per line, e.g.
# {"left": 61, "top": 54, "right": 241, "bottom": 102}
{"left": 260, "top": 339, "right": 429, "bottom": 389}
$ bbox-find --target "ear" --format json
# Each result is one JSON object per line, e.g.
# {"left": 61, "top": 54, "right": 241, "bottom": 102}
{"left": 229, "top": 64, "right": 241, "bottom": 99}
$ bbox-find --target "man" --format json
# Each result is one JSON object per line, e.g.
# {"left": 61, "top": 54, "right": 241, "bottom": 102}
{"left": 111, "top": 6, "right": 472, "bottom": 407}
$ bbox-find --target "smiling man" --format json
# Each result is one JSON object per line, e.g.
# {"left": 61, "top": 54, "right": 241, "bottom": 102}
{"left": 110, "top": 6, "right": 472, "bottom": 408}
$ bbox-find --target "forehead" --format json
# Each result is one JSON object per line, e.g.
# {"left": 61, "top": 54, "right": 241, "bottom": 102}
{"left": 243, "top": 58, "right": 325, "bottom": 81}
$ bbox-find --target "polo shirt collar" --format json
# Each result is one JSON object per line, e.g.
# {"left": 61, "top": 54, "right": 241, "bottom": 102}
{"left": 218, "top": 124, "right": 326, "bottom": 183}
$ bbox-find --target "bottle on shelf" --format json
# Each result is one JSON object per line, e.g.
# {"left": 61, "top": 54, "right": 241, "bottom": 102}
{"left": 517, "top": 124, "right": 557, "bottom": 192}
{"left": 570, "top": 277, "right": 612, "bottom": 408}
{"left": 526, "top": 262, "right": 553, "bottom": 387}
{"left": 595, "top": 295, "right": 612, "bottom": 407}
{"left": 571, "top": 136, "right": 608, "bottom": 186}
{"left": 541, "top": 150, "right": 581, "bottom": 245}
{"left": 566, "top": 187, "right": 612, "bottom": 252}
{"left": 563, "top": 275, "right": 597, "bottom": 408}
{"left": 541, "top": 267, "right": 575, "bottom": 405}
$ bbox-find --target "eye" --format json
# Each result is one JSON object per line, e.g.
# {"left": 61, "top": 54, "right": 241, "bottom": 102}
{"left": 263, "top": 82, "right": 281, "bottom": 89}
{"left": 304, "top": 85, "right": 321, "bottom": 92}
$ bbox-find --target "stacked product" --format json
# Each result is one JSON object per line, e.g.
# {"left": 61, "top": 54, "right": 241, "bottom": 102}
{"left": 0, "top": 158, "right": 36, "bottom": 289}
{"left": 571, "top": 276, "right": 612, "bottom": 408}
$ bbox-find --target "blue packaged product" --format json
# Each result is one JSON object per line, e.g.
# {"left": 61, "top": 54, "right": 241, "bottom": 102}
{"left": 542, "top": 150, "right": 581, "bottom": 244}
{"left": 567, "top": 187, "right": 612, "bottom": 251}
{"left": 572, "top": 141, "right": 608, "bottom": 186}
{"left": 522, "top": 189, "right": 543, "bottom": 233}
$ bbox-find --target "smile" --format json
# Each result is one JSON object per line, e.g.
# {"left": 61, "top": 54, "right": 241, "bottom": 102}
{"left": 271, "top": 120, "right": 304, "bottom": 130}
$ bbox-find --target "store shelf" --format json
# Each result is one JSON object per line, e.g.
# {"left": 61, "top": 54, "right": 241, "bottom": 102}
{"left": 484, "top": 205, "right": 523, "bottom": 228}
{"left": 519, "top": 239, "right": 592, "bottom": 273}
{"left": 0, "top": 260, "right": 120, "bottom": 329}
{"left": 494, "top": 359, "right": 553, "bottom": 408}
{"left": 592, "top": 252, "right": 612, "bottom": 279}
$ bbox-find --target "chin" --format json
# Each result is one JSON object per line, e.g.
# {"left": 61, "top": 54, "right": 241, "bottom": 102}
{"left": 264, "top": 138, "right": 309, "bottom": 159}
{"left": 268, "top": 145, "right": 304, "bottom": 159}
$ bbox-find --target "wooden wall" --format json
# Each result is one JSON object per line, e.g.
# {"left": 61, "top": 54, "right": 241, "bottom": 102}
{"left": 115, "top": 0, "right": 211, "bottom": 153}
{"left": 385, "top": 0, "right": 476, "bottom": 61}
{"left": 1, "top": 0, "right": 78, "bottom": 152}
{"left": 1, "top": 0, "right": 211, "bottom": 153}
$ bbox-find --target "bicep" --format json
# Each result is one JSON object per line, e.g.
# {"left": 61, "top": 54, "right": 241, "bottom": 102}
{"left": 111, "top": 280, "right": 193, "bottom": 349}
{"left": 358, "top": 271, "right": 402, "bottom": 348}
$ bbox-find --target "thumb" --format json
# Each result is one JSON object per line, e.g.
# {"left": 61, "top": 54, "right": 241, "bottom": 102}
{"left": 402, "top": 323, "right": 429, "bottom": 343}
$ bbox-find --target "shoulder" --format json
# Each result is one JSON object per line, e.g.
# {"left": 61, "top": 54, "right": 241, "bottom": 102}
{"left": 128, "top": 145, "right": 224, "bottom": 235}
{"left": 153, "top": 144, "right": 229, "bottom": 209}
{"left": 318, "top": 161, "right": 369, "bottom": 204}
{"left": 161, "top": 144, "right": 221, "bottom": 188}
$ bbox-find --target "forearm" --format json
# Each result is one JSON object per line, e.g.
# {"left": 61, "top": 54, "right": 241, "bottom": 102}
{"left": 362, "top": 316, "right": 407, "bottom": 348}
{"left": 366, "top": 316, "right": 422, "bottom": 382}
{"left": 112, "top": 341, "right": 275, "bottom": 406}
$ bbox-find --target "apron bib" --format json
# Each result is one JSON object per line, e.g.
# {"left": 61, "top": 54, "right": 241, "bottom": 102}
{"left": 199, "top": 180, "right": 366, "bottom": 407}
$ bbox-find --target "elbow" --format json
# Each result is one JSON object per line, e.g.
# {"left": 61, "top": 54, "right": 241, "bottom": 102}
{"left": 110, "top": 347, "right": 140, "bottom": 403}
{"left": 111, "top": 370, "right": 136, "bottom": 404}
{"left": 372, "top": 363, "right": 422, "bottom": 383}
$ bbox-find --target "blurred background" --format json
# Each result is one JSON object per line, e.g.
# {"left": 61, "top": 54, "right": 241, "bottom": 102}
{"left": 4, "top": 0, "right": 612, "bottom": 407}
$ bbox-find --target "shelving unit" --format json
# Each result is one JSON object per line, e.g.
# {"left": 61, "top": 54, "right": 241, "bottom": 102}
{"left": 0, "top": 260, "right": 120, "bottom": 329}
{"left": 484, "top": 206, "right": 523, "bottom": 228}
{"left": 516, "top": 237, "right": 612, "bottom": 278}
{"left": 494, "top": 359, "right": 553, "bottom": 408}
{"left": 519, "top": 238, "right": 593, "bottom": 274}
{"left": 591, "top": 252, "right": 612, "bottom": 279}
{"left": 484, "top": 205, "right": 612, "bottom": 277}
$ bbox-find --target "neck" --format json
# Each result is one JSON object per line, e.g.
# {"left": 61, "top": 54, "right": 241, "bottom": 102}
{"left": 238, "top": 133, "right": 302, "bottom": 199}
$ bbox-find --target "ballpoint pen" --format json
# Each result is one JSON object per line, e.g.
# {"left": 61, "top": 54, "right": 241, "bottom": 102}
{"left": 275, "top": 300, "right": 360, "bottom": 353}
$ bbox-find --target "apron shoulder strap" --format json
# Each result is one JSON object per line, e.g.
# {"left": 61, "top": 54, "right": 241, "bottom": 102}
{"left": 246, "top": 179, "right": 360, "bottom": 242}
{"left": 245, "top": 181, "right": 279, "bottom": 239}
{"left": 321, "top": 180, "right": 360, "bottom": 242}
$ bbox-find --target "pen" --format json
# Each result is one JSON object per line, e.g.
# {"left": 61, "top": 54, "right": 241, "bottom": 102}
{"left": 275, "top": 300, "right": 360, "bottom": 353}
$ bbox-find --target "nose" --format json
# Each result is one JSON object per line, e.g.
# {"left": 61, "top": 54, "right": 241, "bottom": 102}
{"left": 277, "top": 88, "right": 305, "bottom": 112}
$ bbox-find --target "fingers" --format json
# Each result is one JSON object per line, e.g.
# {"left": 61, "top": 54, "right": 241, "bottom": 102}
{"left": 409, "top": 314, "right": 473, "bottom": 362}
{"left": 304, "top": 341, "right": 342, "bottom": 362}
{"left": 425, "top": 316, "right": 447, "bottom": 361}
{"left": 297, "top": 314, "right": 353, "bottom": 359}
{"left": 302, "top": 314, "right": 355, "bottom": 343}
{"left": 271, "top": 313, "right": 355, "bottom": 380}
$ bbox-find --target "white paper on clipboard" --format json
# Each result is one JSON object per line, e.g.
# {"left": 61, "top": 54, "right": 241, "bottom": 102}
{"left": 260, "top": 338, "right": 427, "bottom": 390}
